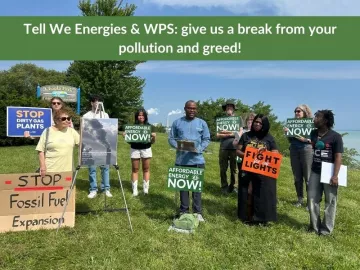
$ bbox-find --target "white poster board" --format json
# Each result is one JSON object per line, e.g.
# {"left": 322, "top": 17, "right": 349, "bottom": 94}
{"left": 320, "top": 162, "right": 348, "bottom": 187}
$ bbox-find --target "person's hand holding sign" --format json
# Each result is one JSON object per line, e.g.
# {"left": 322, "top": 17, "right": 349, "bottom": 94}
{"left": 295, "top": 136, "right": 311, "bottom": 143}
{"left": 151, "top": 132, "right": 156, "bottom": 144}
{"left": 40, "top": 167, "right": 47, "bottom": 177}
{"left": 258, "top": 146, "right": 267, "bottom": 154}
{"left": 24, "top": 130, "right": 35, "bottom": 140}
{"left": 330, "top": 175, "right": 339, "bottom": 186}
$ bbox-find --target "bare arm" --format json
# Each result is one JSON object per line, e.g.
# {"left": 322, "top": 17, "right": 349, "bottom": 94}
{"left": 330, "top": 153, "right": 342, "bottom": 186}
{"left": 38, "top": 151, "right": 46, "bottom": 177}
{"left": 151, "top": 132, "right": 156, "bottom": 143}
{"left": 236, "top": 144, "right": 245, "bottom": 158}
{"left": 232, "top": 128, "right": 244, "bottom": 147}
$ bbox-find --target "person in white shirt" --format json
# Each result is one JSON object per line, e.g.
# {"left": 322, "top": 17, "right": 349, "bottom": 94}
{"left": 83, "top": 95, "right": 112, "bottom": 199}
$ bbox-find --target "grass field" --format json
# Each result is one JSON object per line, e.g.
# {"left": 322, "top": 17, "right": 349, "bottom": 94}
{"left": 0, "top": 133, "right": 359, "bottom": 270}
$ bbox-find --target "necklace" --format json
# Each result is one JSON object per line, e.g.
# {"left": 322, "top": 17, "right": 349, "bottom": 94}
{"left": 318, "top": 129, "right": 329, "bottom": 138}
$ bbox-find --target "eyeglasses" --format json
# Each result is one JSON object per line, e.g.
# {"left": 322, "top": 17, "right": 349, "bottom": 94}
{"left": 52, "top": 102, "right": 61, "bottom": 105}
{"left": 59, "top": 117, "right": 71, "bottom": 121}
{"left": 294, "top": 110, "right": 302, "bottom": 113}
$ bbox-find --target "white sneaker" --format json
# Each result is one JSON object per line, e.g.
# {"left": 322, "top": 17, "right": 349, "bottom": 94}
{"left": 197, "top": 214, "right": 205, "bottom": 222}
{"left": 132, "top": 181, "right": 138, "bottom": 196}
{"left": 143, "top": 180, "right": 149, "bottom": 194}
{"left": 88, "top": 191, "right": 97, "bottom": 199}
{"left": 105, "top": 190, "right": 113, "bottom": 198}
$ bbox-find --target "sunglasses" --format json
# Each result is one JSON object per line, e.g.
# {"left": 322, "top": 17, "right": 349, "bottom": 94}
{"left": 294, "top": 110, "right": 302, "bottom": 113}
{"left": 52, "top": 102, "right": 61, "bottom": 105}
{"left": 59, "top": 117, "right": 71, "bottom": 121}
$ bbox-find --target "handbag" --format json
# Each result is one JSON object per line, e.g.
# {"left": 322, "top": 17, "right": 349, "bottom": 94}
{"left": 36, "top": 128, "right": 50, "bottom": 173}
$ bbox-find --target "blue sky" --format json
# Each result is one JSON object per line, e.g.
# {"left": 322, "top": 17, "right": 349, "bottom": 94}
{"left": 1, "top": 0, "right": 360, "bottom": 130}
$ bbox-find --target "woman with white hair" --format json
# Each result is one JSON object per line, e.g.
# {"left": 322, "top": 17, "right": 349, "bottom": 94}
{"left": 284, "top": 104, "right": 313, "bottom": 208}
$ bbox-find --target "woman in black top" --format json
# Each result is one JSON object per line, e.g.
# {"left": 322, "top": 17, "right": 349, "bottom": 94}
{"left": 123, "top": 108, "right": 156, "bottom": 196}
{"left": 236, "top": 114, "right": 279, "bottom": 224}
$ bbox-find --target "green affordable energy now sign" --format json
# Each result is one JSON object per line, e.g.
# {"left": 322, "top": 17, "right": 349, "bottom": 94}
{"left": 286, "top": 118, "right": 315, "bottom": 138}
{"left": 0, "top": 16, "right": 360, "bottom": 60}
{"left": 167, "top": 166, "right": 204, "bottom": 192}
{"left": 124, "top": 125, "right": 151, "bottom": 143}
{"left": 216, "top": 116, "right": 242, "bottom": 132}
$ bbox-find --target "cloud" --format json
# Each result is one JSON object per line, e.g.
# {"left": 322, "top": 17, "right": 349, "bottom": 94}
{"left": 137, "top": 61, "right": 360, "bottom": 80}
{"left": 147, "top": 108, "right": 159, "bottom": 115}
{"left": 168, "top": 109, "right": 182, "bottom": 115}
{"left": 143, "top": 0, "right": 360, "bottom": 16}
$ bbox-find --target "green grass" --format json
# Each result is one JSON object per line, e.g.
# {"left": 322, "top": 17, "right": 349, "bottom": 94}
{"left": 0, "top": 133, "right": 359, "bottom": 269}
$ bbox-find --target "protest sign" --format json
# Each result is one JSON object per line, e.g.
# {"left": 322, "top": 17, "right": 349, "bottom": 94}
{"left": 124, "top": 125, "right": 151, "bottom": 143}
{"left": 285, "top": 118, "right": 314, "bottom": 138}
{"left": 79, "top": 118, "right": 118, "bottom": 166}
{"left": 0, "top": 172, "right": 75, "bottom": 233}
{"left": 216, "top": 116, "right": 242, "bottom": 132}
{"left": 7, "top": 106, "right": 52, "bottom": 137}
{"left": 241, "top": 147, "right": 283, "bottom": 179}
{"left": 167, "top": 166, "right": 204, "bottom": 192}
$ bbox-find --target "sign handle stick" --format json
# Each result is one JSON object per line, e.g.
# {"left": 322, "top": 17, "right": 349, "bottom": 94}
{"left": 56, "top": 165, "right": 81, "bottom": 234}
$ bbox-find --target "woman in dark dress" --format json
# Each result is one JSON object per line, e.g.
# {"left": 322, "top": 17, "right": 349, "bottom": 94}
{"left": 236, "top": 114, "right": 279, "bottom": 224}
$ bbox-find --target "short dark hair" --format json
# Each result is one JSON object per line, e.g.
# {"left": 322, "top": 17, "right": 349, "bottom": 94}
{"left": 185, "top": 100, "right": 196, "bottom": 107}
{"left": 89, "top": 94, "right": 102, "bottom": 102}
{"left": 315, "top": 110, "right": 335, "bottom": 128}
{"left": 135, "top": 108, "right": 149, "bottom": 124}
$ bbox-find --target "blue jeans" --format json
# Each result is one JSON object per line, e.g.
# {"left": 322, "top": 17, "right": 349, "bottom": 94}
{"left": 89, "top": 165, "right": 110, "bottom": 192}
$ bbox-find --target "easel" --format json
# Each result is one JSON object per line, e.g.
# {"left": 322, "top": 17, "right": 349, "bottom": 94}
{"left": 56, "top": 102, "right": 133, "bottom": 233}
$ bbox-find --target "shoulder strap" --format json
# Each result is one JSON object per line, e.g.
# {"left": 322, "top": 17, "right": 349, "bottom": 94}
{"left": 44, "top": 127, "right": 50, "bottom": 156}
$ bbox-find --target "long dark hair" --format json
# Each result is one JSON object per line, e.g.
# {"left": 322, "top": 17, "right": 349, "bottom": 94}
{"left": 249, "top": 114, "right": 270, "bottom": 139}
{"left": 135, "top": 108, "right": 149, "bottom": 125}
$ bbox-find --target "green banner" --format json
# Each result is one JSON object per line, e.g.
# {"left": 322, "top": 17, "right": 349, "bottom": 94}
{"left": 216, "top": 116, "right": 242, "bottom": 132}
{"left": 124, "top": 125, "right": 151, "bottom": 143}
{"left": 167, "top": 166, "right": 204, "bottom": 192}
{"left": 0, "top": 16, "right": 359, "bottom": 60}
{"left": 285, "top": 118, "right": 315, "bottom": 138}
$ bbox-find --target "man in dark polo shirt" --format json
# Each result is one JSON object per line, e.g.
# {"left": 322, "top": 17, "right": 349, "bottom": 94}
{"left": 308, "top": 109, "right": 343, "bottom": 236}
{"left": 217, "top": 100, "right": 239, "bottom": 194}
